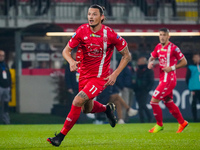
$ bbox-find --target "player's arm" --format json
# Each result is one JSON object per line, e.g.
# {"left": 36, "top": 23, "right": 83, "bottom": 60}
{"left": 115, "top": 46, "right": 132, "bottom": 75}
{"left": 148, "top": 55, "right": 156, "bottom": 69}
{"left": 104, "top": 46, "right": 131, "bottom": 86}
{"left": 62, "top": 44, "right": 80, "bottom": 72}
{"left": 174, "top": 57, "right": 187, "bottom": 69}
{"left": 162, "top": 57, "right": 187, "bottom": 73}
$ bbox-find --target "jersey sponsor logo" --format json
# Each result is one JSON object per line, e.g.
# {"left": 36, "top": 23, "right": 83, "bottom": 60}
{"left": 160, "top": 57, "right": 167, "bottom": 67}
{"left": 161, "top": 48, "right": 167, "bottom": 51}
{"left": 159, "top": 54, "right": 165, "bottom": 57}
{"left": 90, "top": 33, "right": 101, "bottom": 38}
{"left": 88, "top": 44, "right": 103, "bottom": 57}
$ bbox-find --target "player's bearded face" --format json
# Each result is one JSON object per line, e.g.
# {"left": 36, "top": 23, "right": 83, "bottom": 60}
{"left": 159, "top": 31, "right": 169, "bottom": 45}
{"left": 88, "top": 8, "right": 103, "bottom": 28}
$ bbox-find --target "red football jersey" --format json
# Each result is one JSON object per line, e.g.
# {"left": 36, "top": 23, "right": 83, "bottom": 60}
{"left": 68, "top": 24, "right": 127, "bottom": 79}
{"left": 151, "top": 42, "right": 184, "bottom": 82}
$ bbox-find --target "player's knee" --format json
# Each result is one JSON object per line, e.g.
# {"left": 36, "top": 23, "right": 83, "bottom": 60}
{"left": 72, "top": 96, "right": 84, "bottom": 107}
{"left": 150, "top": 98, "right": 160, "bottom": 104}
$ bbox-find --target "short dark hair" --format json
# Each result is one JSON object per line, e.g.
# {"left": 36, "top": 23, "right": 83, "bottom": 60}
{"left": 193, "top": 52, "right": 200, "bottom": 56}
{"left": 89, "top": 4, "right": 105, "bottom": 23}
{"left": 0, "top": 49, "right": 5, "bottom": 53}
{"left": 159, "top": 28, "right": 169, "bottom": 33}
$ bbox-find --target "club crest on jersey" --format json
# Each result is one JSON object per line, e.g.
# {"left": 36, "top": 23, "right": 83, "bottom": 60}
{"left": 161, "top": 48, "right": 167, "bottom": 51}
{"left": 90, "top": 33, "right": 101, "bottom": 38}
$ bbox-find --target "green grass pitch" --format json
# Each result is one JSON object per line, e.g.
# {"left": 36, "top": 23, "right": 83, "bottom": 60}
{"left": 0, "top": 123, "right": 199, "bottom": 150}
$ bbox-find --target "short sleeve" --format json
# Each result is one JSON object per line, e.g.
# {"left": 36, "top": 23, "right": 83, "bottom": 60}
{"left": 173, "top": 46, "right": 184, "bottom": 60}
{"left": 111, "top": 31, "right": 127, "bottom": 52}
{"left": 68, "top": 26, "right": 82, "bottom": 49}
{"left": 151, "top": 46, "right": 158, "bottom": 58}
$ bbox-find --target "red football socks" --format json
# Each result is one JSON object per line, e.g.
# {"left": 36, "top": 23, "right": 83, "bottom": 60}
{"left": 60, "top": 101, "right": 106, "bottom": 135}
{"left": 150, "top": 101, "right": 163, "bottom": 126}
{"left": 90, "top": 101, "right": 106, "bottom": 113}
{"left": 60, "top": 104, "right": 82, "bottom": 135}
{"left": 164, "top": 100, "right": 184, "bottom": 124}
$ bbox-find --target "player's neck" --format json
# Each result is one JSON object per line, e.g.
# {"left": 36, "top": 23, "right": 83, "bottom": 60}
{"left": 161, "top": 41, "right": 169, "bottom": 47}
{"left": 90, "top": 24, "right": 102, "bottom": 33}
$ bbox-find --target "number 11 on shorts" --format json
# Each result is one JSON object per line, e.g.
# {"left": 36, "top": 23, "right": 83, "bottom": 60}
{"left": 89, "top": 85, "right": 98, "bottom": 95}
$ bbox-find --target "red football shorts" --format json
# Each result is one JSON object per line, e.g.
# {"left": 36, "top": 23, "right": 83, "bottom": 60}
{"left": 79, "top": 77, "right": 107, "bottom": 99}
{"left": 152, "top": 79, "right": 176, "bottom": 101}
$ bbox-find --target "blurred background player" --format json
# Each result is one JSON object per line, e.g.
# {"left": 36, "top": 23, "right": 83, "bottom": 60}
{"left": 47, "top": 4, "right": 131, "bottom": 147}
{"left": 109, "top": 84, "right": 137, "bottom": 124}
{"left": 186, "top": 52, "right": 200, "bottom": 122}
{"left": 65, "top": 51, "right": 79, "bottom": 103}
{"left": 148, "top": 28, "right": 188, "bottom": 133}
{"left": 95, "top": 83, "right": 138, "bottom": 124}
{"left": 133, "top": 56, "right": 154, "bottom": 123}
{"left": 116, "top": 61, "right": 136, "bottom": 122}
{"left": 0, "top": 49, "right": 11, "bottom": 124}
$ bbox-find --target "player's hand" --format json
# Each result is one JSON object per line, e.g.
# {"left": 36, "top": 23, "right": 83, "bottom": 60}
{"left": 162, "top": 66, "right": 172, "bottom": 73}
{"left": 104, "top": 74, "right": 117, "bottom": 87}
{"left": 148, "top": 62, "right": 154, "bottom": 69}
{"left": 70, "top": 61, "right": 80, "bottom": 72}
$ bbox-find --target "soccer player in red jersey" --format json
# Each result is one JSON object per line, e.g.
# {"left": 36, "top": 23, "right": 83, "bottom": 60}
{"left": 47, "top": 4, "right": 131, "bottom": 146}
{"left": 148, "top": 28, "right": 188, "bottom": 133}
